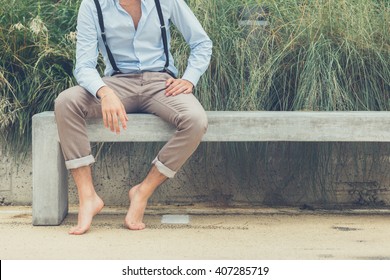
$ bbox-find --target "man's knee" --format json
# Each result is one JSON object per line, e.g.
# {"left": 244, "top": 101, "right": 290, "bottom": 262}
{"left": 182, "top": 109, "right": 208, "bottom": 136}
{"left": 55, "top": 88, "right": 73, "bottom": 114}
{"left": 54, "top": 86, "right": 87, "bottom": 117}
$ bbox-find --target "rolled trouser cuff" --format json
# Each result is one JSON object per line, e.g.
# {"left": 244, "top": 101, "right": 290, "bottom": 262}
{"left": 152, "top": 157, "right": 176, "bottom": 178}
{"left": 65, "top": 155, "right": 95, "bottom": 170}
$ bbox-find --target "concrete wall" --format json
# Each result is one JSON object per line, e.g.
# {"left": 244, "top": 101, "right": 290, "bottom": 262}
{"left": 2, "top": 141, "right": 390, "bottom": 208}
{"left": 1, "top": 147, "right": 32, "bottom": 205}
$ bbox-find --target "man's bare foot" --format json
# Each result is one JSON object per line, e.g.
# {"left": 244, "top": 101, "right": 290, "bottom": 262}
{"left": 125, "top": 185, "right": 147, "bottom": 230}
{"left": 69, "top": 194, "right": 104, "bottom": 235}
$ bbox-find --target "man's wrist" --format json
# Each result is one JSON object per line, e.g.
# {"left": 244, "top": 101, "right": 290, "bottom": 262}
{"left": 97, "top": 86, "right": 114, "bottom": 100}
{"left": 99, "top": 92, "right": 109, "bottom": 100}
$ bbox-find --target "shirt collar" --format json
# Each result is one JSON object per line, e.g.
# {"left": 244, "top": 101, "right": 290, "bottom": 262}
{"left": 113, "top": 0, "right": 154, "bottom": 12}
{"left": 142, "top": 0, "right": 155, "bottom": 12}
{"left": 114, "top": 0, "right": 149, "bottom": 4}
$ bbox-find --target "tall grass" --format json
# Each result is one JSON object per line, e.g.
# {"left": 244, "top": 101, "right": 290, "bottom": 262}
{"left": 0, "top": 0, "right": 79, "bottom": 152}
{"left": 0, "top": 0, "right": 389, "bottom": 203}
{"left": 187, "top": 0, "right": 390, "bottom": 111}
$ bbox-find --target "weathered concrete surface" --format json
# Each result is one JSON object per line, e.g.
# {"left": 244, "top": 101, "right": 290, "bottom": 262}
{"left": 2, "top": 141, "right": 390, "bottom": 208}
{"left": 35, "top": 111, "right": 390, "bottom": 142}
{"left": 0, "top": 148, "right": 32, "bottom": 205}
{"left": 1, "top": 206, "right": 390, "bottom": 260}
{"left": 32, "top": 113, "right": 68, "bottom": 225}
{"left": 4, "top": 111, "right": 390, "bottom": 210}
{"left": 29, "top": 111, "right": 390, "bottom": 224}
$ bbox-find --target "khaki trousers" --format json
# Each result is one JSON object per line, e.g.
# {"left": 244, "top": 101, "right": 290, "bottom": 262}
{"left": 54, "top": 72, "right": 208, "bottom": 178}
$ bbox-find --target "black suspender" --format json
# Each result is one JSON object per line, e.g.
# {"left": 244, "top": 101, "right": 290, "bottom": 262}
{"left": 93, "top": 0, "right": 121, "bottom": 75}
{"left": 153, "top": 0, "right": 169, "bottom": 70}
{"left": 93, "top": 0, "right": 171, "bottom": 76}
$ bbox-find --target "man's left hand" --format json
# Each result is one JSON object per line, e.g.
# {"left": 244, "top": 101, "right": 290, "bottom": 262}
{"left": 165, "top": 78, "right": 194, "bottom": 96}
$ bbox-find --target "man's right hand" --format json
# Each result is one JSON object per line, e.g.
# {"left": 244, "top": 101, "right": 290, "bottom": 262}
{"left": 97, "top": 86, "right": 128, "bottom": 134}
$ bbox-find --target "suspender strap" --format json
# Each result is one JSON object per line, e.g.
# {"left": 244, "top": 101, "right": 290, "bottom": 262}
{"left": 93, "top": 0, "right": 121, "bottom": 74}
{"left": 154, "top": 0, "right": 169, "bottom": 70}
{"left": 93, "top": 0, "right": 172, "bottom": 77}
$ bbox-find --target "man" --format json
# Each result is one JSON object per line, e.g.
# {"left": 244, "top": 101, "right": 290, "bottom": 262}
{"left": 54, "top": 0, "right": 212, "bottom": 235}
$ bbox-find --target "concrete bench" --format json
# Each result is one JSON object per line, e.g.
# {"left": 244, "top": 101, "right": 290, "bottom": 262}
{"left": 32, "top": 111, "right": 390, "bottom": 225}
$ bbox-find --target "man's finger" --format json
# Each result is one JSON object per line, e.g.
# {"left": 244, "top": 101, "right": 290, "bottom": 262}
{"left": 165, "top": 77, "right": 175, "bottom": 87}
{"left": 102, "top": 112, "right": 108, "bottom": 128}
{"left": 112, "top": 113, "right": 120, "bottom": 134}
{"left": 119, "top": 108, "right": 128, "bottom": 130}
{"left": 171, "top": 87, "right": 184, "bottom": 96}
{"left": 171, "top": 84, "right": 189, "bottom": 96}
{"left": 124, "top": 109, "right": 129, "bottom": 121}
{"left": 107, "top": 113, "right": 114, "bottom": 132}
{"left": 166, "top": 81, "right": 182, "bottom": 96}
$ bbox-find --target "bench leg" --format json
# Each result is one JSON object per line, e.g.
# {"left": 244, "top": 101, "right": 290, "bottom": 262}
{"left": 32, "top": 113, "right": 68, "bottom": 225}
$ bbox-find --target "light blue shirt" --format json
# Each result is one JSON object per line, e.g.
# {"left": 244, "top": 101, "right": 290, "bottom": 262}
{"left": 74, "top": 0, "right": 212, "bottom": 97}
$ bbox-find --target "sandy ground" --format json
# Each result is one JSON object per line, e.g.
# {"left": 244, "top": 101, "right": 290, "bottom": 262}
{"left": 1, "top": 206, "right": 390, "bottom": 260}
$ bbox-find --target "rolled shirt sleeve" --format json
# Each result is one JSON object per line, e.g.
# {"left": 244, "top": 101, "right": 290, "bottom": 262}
{"left": 170, "top": 0, "right": 213, "bottom": 86}
{"left": 73, "top": 0, "right": 106, "bottom": 97}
